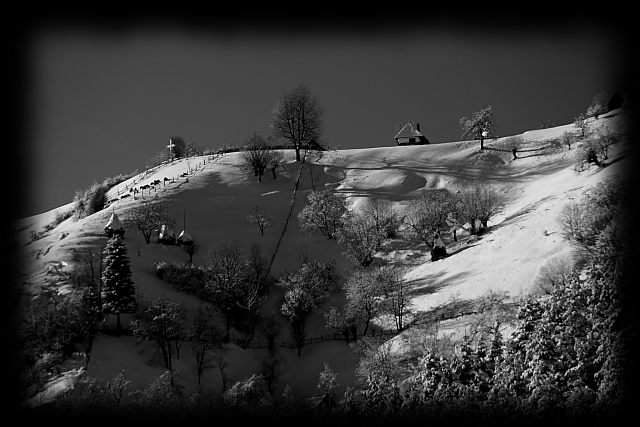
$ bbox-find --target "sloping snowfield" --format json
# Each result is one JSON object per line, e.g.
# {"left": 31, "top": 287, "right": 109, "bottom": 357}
{"left": 15, "top": 109, "right": 634, "bottom": 401}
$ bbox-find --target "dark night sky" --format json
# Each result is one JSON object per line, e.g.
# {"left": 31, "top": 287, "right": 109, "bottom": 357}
{"left": 22, "top": 25, "right": 625, "bottom": 218}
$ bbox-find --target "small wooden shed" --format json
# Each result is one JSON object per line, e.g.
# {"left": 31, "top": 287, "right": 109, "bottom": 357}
{"left": 394, "top": 121, "right": 430, "bottom": 145}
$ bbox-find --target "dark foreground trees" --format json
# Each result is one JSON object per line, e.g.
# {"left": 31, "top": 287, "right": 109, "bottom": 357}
{"left": 206, "top": 242, "right": 262, "bottom": 343}
{"left": 132, "top": 295, "right": 185, "bottom": 371}
{"left": 278, "top": 259, "right": 338, "bottom": 356}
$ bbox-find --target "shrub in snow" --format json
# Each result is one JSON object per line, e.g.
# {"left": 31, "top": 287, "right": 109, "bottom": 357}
{"left": 337, "top": 214, "right": 383, "bottom": 267}
{"left": 246, "top": 205, "right": 272, "bottom": 235}
{"left": 317, "top": 363, "right": 339, "bottom": 396}
{"left": 224, "top": 373, "right": 272, "bottom": 408}
{"left": 586, "top": 90, "right": 608, "bottom": 119}
{"left": 131, "top": 296, "right": 185, "bottom": 371}
{"left": 561, "top": 131, "right": 574, "bottom": 150}
{"left": 361, "top": 195, "right": 399, "bottom": 244}
{"left": 574, "top": 113, "right": 590, "bottom": 139}
{"left": 297, "top": 189, "right": 349, "bottom": 239}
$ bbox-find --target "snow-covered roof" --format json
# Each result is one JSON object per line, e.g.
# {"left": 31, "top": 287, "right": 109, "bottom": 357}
{"left": 159, "top": 224, "right": 175, "bottom": 239}
{"left": 177, "top": 230, "right": 193, "bottom": 243}
{"left": 105, "top": 212, "right": 123, "bottom": 230}
{"left": 394, "top": 122, "right": 425, "bottom": 139}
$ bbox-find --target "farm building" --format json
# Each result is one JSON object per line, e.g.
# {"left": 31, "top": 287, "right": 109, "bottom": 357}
{"left": 394, "top": 121, "right": 430, "bottom": 145}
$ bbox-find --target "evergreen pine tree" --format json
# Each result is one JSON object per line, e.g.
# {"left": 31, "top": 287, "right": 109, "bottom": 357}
{"left": 101, "top": 235, "right": 137, "bottom": 332}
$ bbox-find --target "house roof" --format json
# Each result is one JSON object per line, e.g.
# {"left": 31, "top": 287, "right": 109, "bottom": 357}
{"left": 394, "top": 122, "right": 425, "bottom": 139}
{"left": 177, "top": 230, "right": 193, "bottom": 243}
{"left": 105, "top": 212, "right": 123, "bottom": 230}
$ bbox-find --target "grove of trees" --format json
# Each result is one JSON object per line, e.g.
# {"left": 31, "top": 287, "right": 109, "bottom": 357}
{"left": 240, "top": 134, "right": 285, "bottom": 182}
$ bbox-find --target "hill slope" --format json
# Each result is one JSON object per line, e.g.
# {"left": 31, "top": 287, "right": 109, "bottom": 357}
{"left": 15, "top": 109, "right": 634, "bottom": 403}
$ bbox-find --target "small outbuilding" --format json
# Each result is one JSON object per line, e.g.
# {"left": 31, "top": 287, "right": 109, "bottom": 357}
{"left": 394, "top": 121, "right": 430, "bottom": 145}
{"left": 177, "top": 230, "right": 194, "bottom": 246}
{"left": 104, "top": 212, "right": 125, "bottom": 238}
{"left": 158, "top": 224, "right": 176, "bottom": 245}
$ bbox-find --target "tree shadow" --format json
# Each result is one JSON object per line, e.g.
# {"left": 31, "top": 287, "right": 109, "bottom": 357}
{"left": 446, "top": 242, "right": 480, "bottom": 257}
{"left": 515, "top": 152, "right": 548, "bottom": 159}
{"left": 492, "top": 195, "right": 557, "bottom": 230}
{"left": 405, "top": 270, "right": 476, "bottom": 298}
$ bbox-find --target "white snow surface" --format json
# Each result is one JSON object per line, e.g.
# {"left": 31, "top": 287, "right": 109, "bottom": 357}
{"left": 15, "top": 110, "right": 634, "bottom": 400}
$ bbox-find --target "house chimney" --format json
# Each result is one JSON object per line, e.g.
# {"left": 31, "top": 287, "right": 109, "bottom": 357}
{"left": 416, "top": 122, "right": 421, "bottom": 132}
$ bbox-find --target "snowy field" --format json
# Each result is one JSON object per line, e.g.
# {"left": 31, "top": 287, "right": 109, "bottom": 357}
{"left": 15, "top": 109, "right": 633, "bottom": 401}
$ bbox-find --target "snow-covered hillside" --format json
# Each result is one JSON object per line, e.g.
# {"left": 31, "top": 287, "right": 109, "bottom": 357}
{"left": 15, "top": 109, "right": 634, "bottom": 402}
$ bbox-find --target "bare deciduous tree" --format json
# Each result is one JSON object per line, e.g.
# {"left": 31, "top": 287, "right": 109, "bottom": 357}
{"left": 271, "top": 85, "right": 323, "bottom": 162}
{"left": 191, "top": 305, "right": 224, "bottom": 388}
{"left": 501, "top": 135, "right": 525, "bottom": 160}
{"left": 129, "top": 201, "right": 174, "bottom": 244}
{"left": 241, "top": 134, "right": 272, "bottom": 182}
{"left": 246, "top": 205, "right": 272, "bottom": 236}
{"left": 587, "top": 90, "right": 608, "bottom": 119}
{"left": 131, "top": 295, "right": 185, "bottom": 371}
{"left": 460, "top": 181, "right": 500, "bottom": 233}
{"left": 561, "top": 131, "right": 574, "bottom": 150}
{"left": 379, "top": 266, "right": 410, "bottom": 332}
{"left": 280, "top": 285, "right": 314, "bottom": 357}
{"left": 574, "top": 113, "right": 590, "bottom": 139}
{"left": 267, "top": 150, "right": 285, "bottom": 179}
{"left": 297, "top": 189, "right": 349, "bottom": 239}
{"left": 214, "top": 346, "right": 230, "bottom": 393}
{"left": 206, "top": 242, "right": 250, "bottom": 343}
{"left": 460, "top": 105, "right": 496, "bottom": 150}
{"left": 344, "top": 268, "right": 386, "bottom": 337}
{"left": 404, "top": 190, "right": 453, "bottom": 251}
{"left": 337, "top": 214, "right": 383, "bottom": 267}
{"left": 362, "top": 196, "right": 399, "bottom": 247}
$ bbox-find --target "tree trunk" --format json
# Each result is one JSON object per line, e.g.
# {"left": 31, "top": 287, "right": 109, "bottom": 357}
{"left": 363, "top": 318, "right": 370, "bottom": 337}
{"left": 480, "top": 137, "right": 484, "bottom": 150}
{"left": 160, "top": 342, "right": 169, "bottom": 370}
